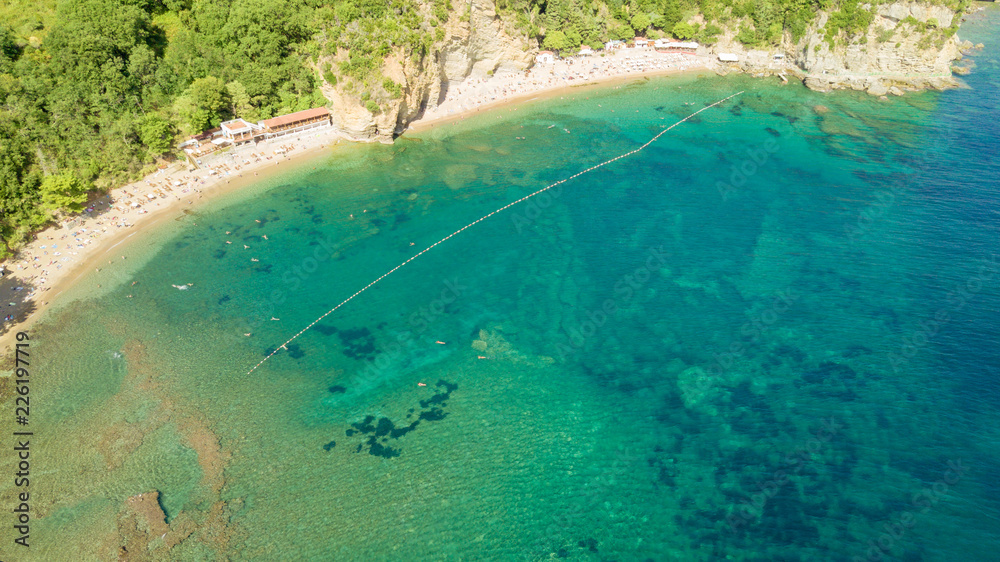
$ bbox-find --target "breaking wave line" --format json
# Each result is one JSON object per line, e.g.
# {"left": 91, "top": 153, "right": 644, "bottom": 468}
{"left": 246, "top": 90, "right": 744, "bottom": 375}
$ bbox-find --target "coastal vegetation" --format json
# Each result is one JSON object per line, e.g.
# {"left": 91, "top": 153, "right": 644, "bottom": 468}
{"left": 0, "top": 0, "right": 970, "bottom": 256}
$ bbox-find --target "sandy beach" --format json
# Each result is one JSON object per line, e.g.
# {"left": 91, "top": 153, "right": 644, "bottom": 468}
{"left": 411, "top": 50, "right": 708, "bottom": 130}
{"left": 0, "top": 50, "right": 707, "bottom": 352}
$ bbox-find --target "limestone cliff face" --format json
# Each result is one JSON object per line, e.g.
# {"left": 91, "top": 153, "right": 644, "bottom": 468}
{"left": 706, "top": 1, "right": 973, "bottom": 95}
{"left": 321, "top": 0, "right": 533, "bottom": 143}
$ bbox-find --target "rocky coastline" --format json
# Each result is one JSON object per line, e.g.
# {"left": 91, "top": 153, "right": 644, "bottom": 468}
{"left": 321, "top": 0, "right": 982, "bottom": 143}
{"left": 705, "top": 1, "right": 984, "bottom": 96}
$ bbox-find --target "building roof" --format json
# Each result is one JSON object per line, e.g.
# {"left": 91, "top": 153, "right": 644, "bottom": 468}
{"left": 260, "top": 107, "right": 330, "bottom": 129}
{"left": 191, "top": 127, "right": 221, "bottom": 141}
{"left": 221, "top": 118, "right": 256, "bottom": 133}
{"left": 659, "top": 41, "right": 699, "bottom": 49}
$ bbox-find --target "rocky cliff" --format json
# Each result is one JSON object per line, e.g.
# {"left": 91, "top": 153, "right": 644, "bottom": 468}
{"left": 706, "top": 1, "right": 974, "bottom": 96}
{"left": 321, "top": 0, "right": 533, "bottom": 143}
{"left": 322, "top": 0, "right": 976, "bottom": 143}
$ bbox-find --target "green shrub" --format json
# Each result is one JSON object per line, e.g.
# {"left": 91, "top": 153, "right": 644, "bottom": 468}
{"left": 383, "top": 78, "right": 402, "bottom": 99}
{"left": 696, "top": 23, "right": 722, "bottom": 45}
{"left": 673, "top": 22, "right": 696, "bottom": 40}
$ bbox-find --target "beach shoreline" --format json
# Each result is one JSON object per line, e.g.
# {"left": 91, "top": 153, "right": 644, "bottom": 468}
{"left": 0, "top": 54, "right": 710, "bottom": 353}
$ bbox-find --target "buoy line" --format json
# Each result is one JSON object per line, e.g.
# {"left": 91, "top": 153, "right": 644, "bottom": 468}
{"left": 246, "top": 91, "right": 744, "bottom": 375}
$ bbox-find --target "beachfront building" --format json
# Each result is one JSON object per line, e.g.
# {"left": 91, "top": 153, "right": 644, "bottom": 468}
{"left": 258, "top": 107, "right": 331, "bottom": 139}
{"left": 605, "top": 40, "right": 625, "bottom": 51}
{"left": 220, "top": 118, "right": 263, "bottom": 145}
{"left": 182, "top": 106, "right": 332, "bottom": 165}
{"left": 655, "top": 40, "right": 699, "bottom": 53}
{"left": 632, "top": 37, "right": 651, "bottom": 48}
{"left": 536, "top": 51, "right": 556, "bottom": 64}
{"left": 718, "top": 53, "right": 739, "bottom": 62}
{"left": 578, "top": 45, "right": 594, "bottom": 56}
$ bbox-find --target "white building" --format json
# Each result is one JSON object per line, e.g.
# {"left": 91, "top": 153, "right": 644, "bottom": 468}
{"left": 718, "top": 53, "right": 739, "bottom": 62}
{"left": 536, "top": 51, "right": 555, "bottom": 64}
{"left": 605, "top": 40, "right": 625, "bottom": 51}
{"left": 578, "top": 45, "right": 593, "bottom": 56}
{"left": 219, "top": 119, "right": 262, "bottom": 143}
{"left": 655, "top": 40, "right": 699, "bottom": 50}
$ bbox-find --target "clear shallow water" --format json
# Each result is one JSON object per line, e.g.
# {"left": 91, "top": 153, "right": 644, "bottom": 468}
{"left": 5, "top": 12, "right": 1000, "bottom": 561}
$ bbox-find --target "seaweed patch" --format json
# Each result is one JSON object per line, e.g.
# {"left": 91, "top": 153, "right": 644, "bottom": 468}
{"left": 331, "top": 380, "right": 458, "bottom": 458}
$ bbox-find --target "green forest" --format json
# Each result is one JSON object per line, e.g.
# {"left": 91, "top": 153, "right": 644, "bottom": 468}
{"left": 0, "top": 0, "right": 968, "bottom": 256}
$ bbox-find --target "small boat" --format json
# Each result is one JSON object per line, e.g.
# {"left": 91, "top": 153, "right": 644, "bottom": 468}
{"left": 172, "top": 284, "right": 189, "bottom": 290}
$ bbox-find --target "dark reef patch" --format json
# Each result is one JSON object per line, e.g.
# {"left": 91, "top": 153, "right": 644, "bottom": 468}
{"left": 803, "top": 361, "right": 857, "bottom": 384}
{"left": 578, "top": 537, "right": 599, "bottom": 553}
{"left": 314, "top": 324, "right": 338, "bottom": 336}
{"left": 328, "top": 385, "right": 346, "bottom": 394}
{"left": 337, "top": 327, "right": 377, "bottom": 360}
{"left": 333, "top": 380, "right": 458, "bottom": 458}
{"left": 286, "top": 344, "right": 305, "bottom": 359}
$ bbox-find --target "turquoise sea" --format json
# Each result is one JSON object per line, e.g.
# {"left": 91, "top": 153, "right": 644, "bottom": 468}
{"left": 4, "top": 9, "right": 999, "bottom": 561}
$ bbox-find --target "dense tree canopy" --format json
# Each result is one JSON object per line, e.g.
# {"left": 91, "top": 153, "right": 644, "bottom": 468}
{"left": 0, "top": 0, "right": 328, "bottom": 255}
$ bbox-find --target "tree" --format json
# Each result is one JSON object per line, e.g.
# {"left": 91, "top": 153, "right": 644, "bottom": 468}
{"left": 191, "top": 76, "right": 228, "bottom": 116}
{"left": 672, "top": 22, "right": 696, "bottom": 39}
{"left": 39, "top": 173, "right": 89, "bottom": 214}
{"left": 227, "top": 80, "right": 258, "bottom": 121}
{"left": 631, "top": 13, "right": 651, "bottom": 33}
{"left": 139, "top": 115, "right": 174, "bottom": 157}
{"left": 661, "top": 2, "right": 683, "bottom": 32}
{"left": 543, "top": 29, "right": 569, "bottom": 51}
